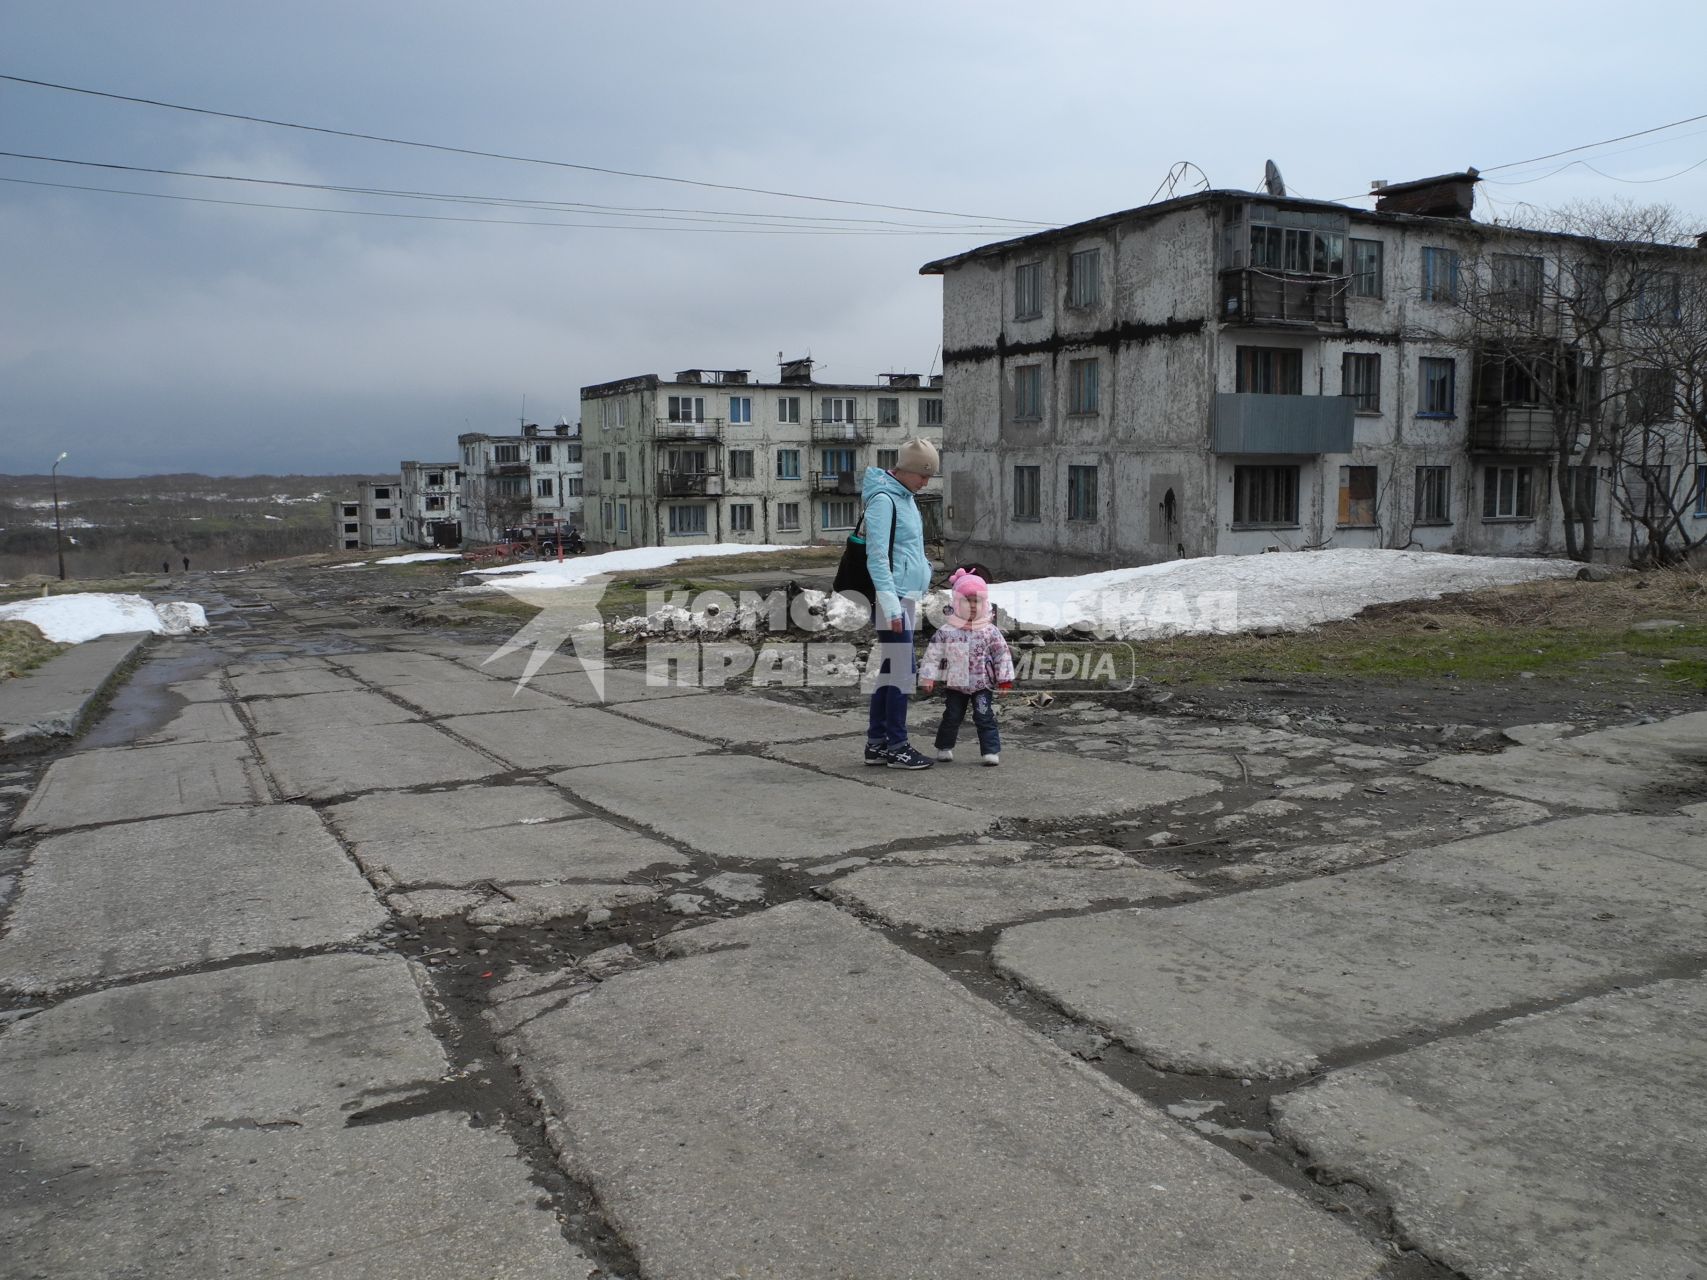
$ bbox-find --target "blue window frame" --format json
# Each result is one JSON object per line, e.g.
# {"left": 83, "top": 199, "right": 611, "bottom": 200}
{"left": 1695, "top": 464, "right": 1707, "bottom": 517}
{"left": 729, "top": 396, "right": 752, "bottom": 424}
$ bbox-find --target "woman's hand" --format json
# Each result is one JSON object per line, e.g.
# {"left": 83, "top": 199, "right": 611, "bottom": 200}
{"left": 889, "top": 614, "right": 905, "bottom": 633}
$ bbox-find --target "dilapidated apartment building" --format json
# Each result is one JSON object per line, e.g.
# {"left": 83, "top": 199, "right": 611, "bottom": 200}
{"left": 399, "top": 461, "right": 463, "bottom": 548}
{"left": 456, "top": 423, "right": 584, "bottom": 544}
{"left": 329, "top": 480, "right": 403, "bottom": 550}
{"left": 923, "top": 172, "right": 1707, "bottom": 576}
{"left": 579, "top": 359, "right": 945, "bottom": 548}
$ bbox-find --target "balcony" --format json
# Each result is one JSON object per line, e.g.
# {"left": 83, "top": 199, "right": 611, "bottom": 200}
{"left": 658, "top": 469, "right": 724, "bottom": 497}
{"left": 811, "top": 418, "right": 874, "bottom": 444}
{"left": 490, "top": 460, "right": 530, "bottom": 476}
{"left": 1212, "top": 393, "right": 1355, "bottom": 454}
{"left": 812, "top": 470, "right": 861, "bottom": 496}
{"left": 1469, "top": 405, "right": 1559, "bottom": 454}
{"left": 1220, "top": 269, "right": 1346, "bottom": 328}
{"left": 652, "top": 417, "right": 726, "bottom": 442}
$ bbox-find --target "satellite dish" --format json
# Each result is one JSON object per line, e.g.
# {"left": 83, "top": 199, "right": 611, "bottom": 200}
{"left": 1263, "top": 160, "right": 1286, "bottom": 197}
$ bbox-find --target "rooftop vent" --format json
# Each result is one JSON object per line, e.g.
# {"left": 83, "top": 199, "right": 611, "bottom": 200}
{"left": 1372, "top": 169, "right": 1478, "bottom": 219}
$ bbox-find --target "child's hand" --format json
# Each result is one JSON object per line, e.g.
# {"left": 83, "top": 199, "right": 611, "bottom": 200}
{"left": 998, "top": 681, "right": 1013, "bottom": 692}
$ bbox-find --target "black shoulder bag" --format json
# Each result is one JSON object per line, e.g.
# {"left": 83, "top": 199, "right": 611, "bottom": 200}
{"left": 832, "top": 497, "right": 896, "bottom": 603}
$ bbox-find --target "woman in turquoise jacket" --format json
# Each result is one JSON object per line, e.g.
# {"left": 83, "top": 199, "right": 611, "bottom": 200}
{"left": 863, "top": 437, "right": 939, "bottom": 770}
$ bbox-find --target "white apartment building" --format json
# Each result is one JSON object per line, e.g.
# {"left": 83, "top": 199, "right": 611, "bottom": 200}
{"left": 579, "top": 359, "right": 945, "bottom": 548}
{"left": 923, "top": 171, "right": 1707, "bottom": 576}
{"left": 457, "top": 423, "right": 584, "bottom": 544}
{"left": 329, "top": 480, "right": 403, "bottom": 549}
{"left": 399, "top": 460, "right": 463, "bottom": 548}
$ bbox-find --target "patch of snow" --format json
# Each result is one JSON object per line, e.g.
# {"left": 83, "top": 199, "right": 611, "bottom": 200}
{"left": 462, "top": 542, "right": 792, "bottom": 592}
{"left": 377, "top": 551, "right": 464, "bottom": 564}
{"left": 263, "top": 514, "right": 284, "bottom": 521}
{"left": 330, "top": 562, "right": 369, "bottom": 570}
{"left": 0, "top": 593, "right": 209, "bottom": 643}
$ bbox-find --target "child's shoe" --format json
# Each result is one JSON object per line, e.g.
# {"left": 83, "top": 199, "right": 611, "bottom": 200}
{"left": 981, "top": 753, "right": 1000, "bottom": 766}
{"left": 935, "top": 748, "right": 954, "bottom": 762}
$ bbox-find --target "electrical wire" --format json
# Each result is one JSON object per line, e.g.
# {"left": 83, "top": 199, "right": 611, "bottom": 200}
{"left": 1479, "top": 110, "right": 1707, "bottom": 174}
{"left": 0, "top": 73, "right": 1057, "bottom": 227}
{"left": 1484, "top": 156, "right": 1707, "bottom": 187}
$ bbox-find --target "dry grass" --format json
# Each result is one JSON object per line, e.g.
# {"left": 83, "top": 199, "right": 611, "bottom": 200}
{"left": 0, "top": 619, "right": 67, "bottom": 680}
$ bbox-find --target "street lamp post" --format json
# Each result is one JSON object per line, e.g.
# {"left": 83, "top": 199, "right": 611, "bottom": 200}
{"left": 51, "top": 451, "right": 68, "bottom": 581}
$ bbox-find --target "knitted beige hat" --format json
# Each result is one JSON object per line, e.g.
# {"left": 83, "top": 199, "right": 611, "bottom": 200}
{"left": 895, "top": 437, "right": 940, "bottom": 477}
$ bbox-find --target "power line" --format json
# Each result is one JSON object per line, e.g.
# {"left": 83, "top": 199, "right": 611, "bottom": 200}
{"left": 1479, "top": 109, "right": 1707, "bottom": 174}
{"left": 0, "top": 175, "right": 1017, "bottom": 235}
{"left": 0, "top": 150, "right": 1029, "bottom": 232}
{"left": 0, "top": 73, "right": 1057, "bottom": 228}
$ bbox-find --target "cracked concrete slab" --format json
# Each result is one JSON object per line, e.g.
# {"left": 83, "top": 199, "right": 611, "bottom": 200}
{"left": 826, "top": 862, "right": 1201, "bottom": 933}
{"left": 138, "top": 700, "right": 249, "bottom": 745}
{"left": 228, "top": 665, "right": 363, "bottom": 698}
{"left": 0, "top": 806, "right": 387, "bottom": 994}
{"left": 0, "top": 953, "right": 591, "bottom": 1279}
{"left": 352, "top": 817, "right": 684, "bottom": 889}
{"left": 523, "top": 665, "right": 704, "bottom": 704}
{"left": 16, "top": 741, "right": 271, "bottom": 831}
{"left": 246, "top": 689, "right": 420, "bottom": 735}
{"left": 330, "top": 650, "right": 478, "bottom": 684}
{"left": 1273, "top": 978, "right": 1707, "bottom": 1280}
{"left": 386, "top": 678, "right": 562, "bottom": 717}
{"left": 995, "top": 814, "right": 1707, "bottom": 1078}
{"left": 770, "top": 738, "right": 1221, "bottom": 820}
{"left": 325, "top": 781, "right": 584, "bottom": 843}
{"left": 440, "top": 706, "right": 709, "bottom": 770}
{"left": 498, "top": 901, "right": 1381, "bottom": 1279}
{"left": 466, "top": 881, "right": 661, "bottom": 926}
{"left": 616, "top": 692, "right": 851, "bottom": 744}
{"left": 550, "top": 754, "right": 990, "bottom": 861}
{"left": 164, "top": 675, "right": 229, "bottom": 703}
{"left": 255, "top": 722, "right": 506, "bottom": 800}
{"left": 1421, "top": 710, "right": 1707, "bottom": 809}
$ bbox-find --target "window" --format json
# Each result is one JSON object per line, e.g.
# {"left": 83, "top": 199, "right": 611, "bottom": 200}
{"left": 876, "top": 448, "right": 898, "bottom": 469}
{"left": 1337, "top": 465, "right": 1378, "bottom": 527}
{"left": 1248, "top": 227, "right": 1345, "bottom": 274}
{"left": 729, "top": 449, "right": 755, "bottom": 480}
{"left": 1067, "top": 465, "right": 1099, "bottom": 521}
{"left": 601, "top": 398, "right": 628, "bottom": 429}
{"left": 667, "top": 395, "right": 705, "bottom": 422}
{"left": 668, "top": 505, "right": 706, "bottom": 536}
{"left": 601, "top": 452, "right": 611, "bottom": 480}
{"left": 1349, "top": 239, "right": 1384, "bottom": 298}
{"left": 342, "top": 505, "right": 358, "bottom": 517}
{"left": 374, "top": 507, "right": 392, "bottom": 519}
{"left": 777, "top": 396, "right": 801, "bottom": 424}
{"left": 920, "top": 398, "right": 943, "bottom": 426}
{"left": 343, "top": 522, "right": 358, "bottom": 534}
{"left": 1233, "top": 465, "right": 1300, "bottom": 526}
{"left": 1482, "top": 465, "right": 1538, "bottom": 519}
{"left": 373, "top": 487, "right": 391, "bottom": 499}
{"left": 1421, "top": 247, "right": 1459, "bottom": 302}
{"left": 1415, "top": 466, "right": 1451, "bottom": 524}
{"left": 493, "top": 445, "right": 520, "bottom": 464}
{"left": 1629, "top": 465, "right": 1672, "bottom": 519}
{"left": 821, "top": 499, "right": 857, "bottom": 530}
{"left": 616, "top": 453, "right": 627, "bottom": 482}
{"left": 1013, "top": 465, "right": 1041, "bottom": 521}
{"left": 1695, "top": 465, "right": 1707, "bottom": 517}
{"left": 1067, "top": 248, "right": 1101, "bottom": 307}
{"left": 618, "top": 503, "right": 629, "bottom": 533}
{"left": 1068, "top": 358, "right": 1100, "bottom": 414}
{"left": 602, "top": 501, "right": 613, "bottom": 529}
{"left": 492, "top": 477, "right": 526, "bottom": 497}
{"left": 1236, "top": 346, "right": 1302, "bottom": 395}
{"left": 566, "top": 477, "right": 583, "bottom": 497}
{"left": 344, "top": 539, "right": 359, "bottom": 549}
{"left": 1419, "top": 357, "right": 1457, "bottom": 416}
{"left": 426, "top": 472, "right": 443, "bottom": 486}
{"left": 565, "top": 444, "right": 582, "bottom": 462}
{"left": 666, "top": 447, "right": 706, "bottom": 474}
{"left": 1014, "top": 364, "right": 1043, "bottom": 420}
{"left": 1492, "top": 254, "right": 1543, "bottom": 314}
{"left": 820, "top": 397, "right": 857, "bottom": 422}
{"left": 1343, "top": 353, "right": 1380, "bottom": 412}
{"left": 731, "top": 503, "right": 754, "bottom": 532}
{"left": 777, "top": 501, "right": 801, "bottom": 531}
{"left": 729, "top": 396, "right": 752, "bottom": 424}
{"left": 1629, "top": 368, "right": 1673, "bottom": 423}
{"left": 535, "top": 444, "right": 553, "bottom": 463}
{"left": 1015, "top": 261, "right": 1042, "bottom": 318}
{"left": 821, "top": 448, "right": 856, "bottom": 476}
{"left": 876, "top": 397, "right": 900, "bottom": 425}
{"left": 536, "top": 478, "right": 554, "bottom": 497}
{"left": 776, "top": 449, "right": 801, "bottom": 480}
{"left": 1633, "top": 272, "right": 1681, "bottom": 325}
{"left": 1565, "top": 464, "right": 1598, "bottom": 518}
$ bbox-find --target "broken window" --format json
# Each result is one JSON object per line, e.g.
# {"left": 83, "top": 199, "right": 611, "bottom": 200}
{"left": 1418, "top": 357, "right": 1457, "bottom": 416}
{"left": 343, "top": 522, "right": 358, "bottom": 534}
{"left": 425, "top": 496, "right": 445, "bottom": 511}
{"left": 1349, "top": 239, "right": 1383, "bottom": 297}
{"left": 1233, "top": 465, "right": 1300, "bottom": 527}
{"left": 374, "top": 507, "right": 392, "bottom": 519}
{"left": 1013, "top": 465, "right": 1041, "bottom": 521}
{"left": 731, "top": 503, "right": 754, "bottom": 532}
{"left": 372, "top": 487, "right": 391, "bottom": 499}
{"left": 1414, "top": 466, "right": 1451, "bottom": 524}
{"left": 1421, "top": 247, "right": 1460, "bottom": 302}
{"left": 426, "top": 472, "right": 443, "bottom": 486}
{"left": 1337, "top": 465, "right": 1378, "bottom": 527}
{"left": 1068, "top": 359, "right": 1100, "bottom": 414}
{"left": 1235, "top": 346, "right": 1302, "bottom": 395}
{"left": 1482, "top": 465, "right": 1538, "bottom": 519}
{"left": 1067, "top": 248, "right": 1101, "bottom": 307}
{"left": 668, "top": 505, "right": 707, "bottom": 536}
{"left": 1015, "top": 261, "right": 1043, "bottom": 318}
{"left": 1067, "top": 465, "right": 1099, "bottom": 521}
{"left": 1342, "top": 353, "right": 1380, "bottom": 412}
{"left": 1014, "top": 364, "right": 1043, "bottom": 420}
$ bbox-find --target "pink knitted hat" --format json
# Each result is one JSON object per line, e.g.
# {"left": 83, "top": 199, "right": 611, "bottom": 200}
{"left": 949, "top": 568, "right": 987, "bottom": 596}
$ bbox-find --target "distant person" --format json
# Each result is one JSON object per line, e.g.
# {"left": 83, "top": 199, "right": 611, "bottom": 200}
{"left": 862, "top": 437, "right": 938, "bottom": 770}
{"left": 918, "top": 568, "right": 1014, "bottom": 766}
{"left": 182, "top": 556, "right": 190, "bottom": 571}
{"left": 162, "top": 560, "right": 171, "bottom": 574}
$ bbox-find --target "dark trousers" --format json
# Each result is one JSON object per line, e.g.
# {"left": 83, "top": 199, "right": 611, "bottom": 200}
{"left": 866, "top": 604, "right": 916, "bottom": 749}
{"left": 934, "top": 689, "right": 1000, "bottom": 756}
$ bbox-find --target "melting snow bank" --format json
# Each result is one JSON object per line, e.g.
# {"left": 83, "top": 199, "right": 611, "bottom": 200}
{"left": 989, "top": 549, "right": 1583, "bottom": 637}
{"left": 376, "top": 551, "right": 464, "bottom": 564}
{"left": 0, "top": 593, "right": 209, "bottom": 644}
{"left": 461, "top": 543, "right": 793, "bottom": 593}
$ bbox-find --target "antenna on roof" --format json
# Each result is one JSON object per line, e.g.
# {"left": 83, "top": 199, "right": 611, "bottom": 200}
{"left": 1146, "top": 161, "right": 1211, "bottom": 206}
{"left": 1263, "top": 160, "right": 1286, "bottom": 197}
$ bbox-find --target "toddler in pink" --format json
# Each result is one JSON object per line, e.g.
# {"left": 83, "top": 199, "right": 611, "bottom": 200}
{"left": 918, "top": 569, "right": 1015, "bottom": 765}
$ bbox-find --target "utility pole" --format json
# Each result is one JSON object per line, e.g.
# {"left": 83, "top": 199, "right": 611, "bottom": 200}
{"left": 51, "top": 451, "right": 68, "bottom": 581}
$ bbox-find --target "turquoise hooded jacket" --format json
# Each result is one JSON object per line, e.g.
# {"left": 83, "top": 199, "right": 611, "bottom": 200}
{"left": 862, "top": 466, "right": 931, "bottom": 623}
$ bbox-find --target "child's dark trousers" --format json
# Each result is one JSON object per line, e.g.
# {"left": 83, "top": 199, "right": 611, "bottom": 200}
{"left": 933, "top": 689, "right": 1000, "bottom": 756}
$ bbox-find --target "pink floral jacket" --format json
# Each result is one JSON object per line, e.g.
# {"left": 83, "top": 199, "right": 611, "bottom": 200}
{"left": 920, "top": 623, "right": 1016, "bottom": 694}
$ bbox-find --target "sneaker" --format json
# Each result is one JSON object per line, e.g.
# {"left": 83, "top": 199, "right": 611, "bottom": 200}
{"left": 981, "top": 753, "right": 1000, "bottom": 766}
{"left": 885, "top": 744, "right": 935, "bottom": 770}
{"left": 935, "top": 748, "right": 954, "bottom": 762}
{"left": 863, "top": 741, "right": 891, "bottom": 767}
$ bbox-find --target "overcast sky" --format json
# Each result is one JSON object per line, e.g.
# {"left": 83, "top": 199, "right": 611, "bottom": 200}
{"left": 4, "top": 0, "right": 1705, "bottom": 478}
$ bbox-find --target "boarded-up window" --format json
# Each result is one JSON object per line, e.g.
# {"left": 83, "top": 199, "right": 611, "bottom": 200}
{"left": 1337, "top": 466, "right": 1378, "bottom": 526}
